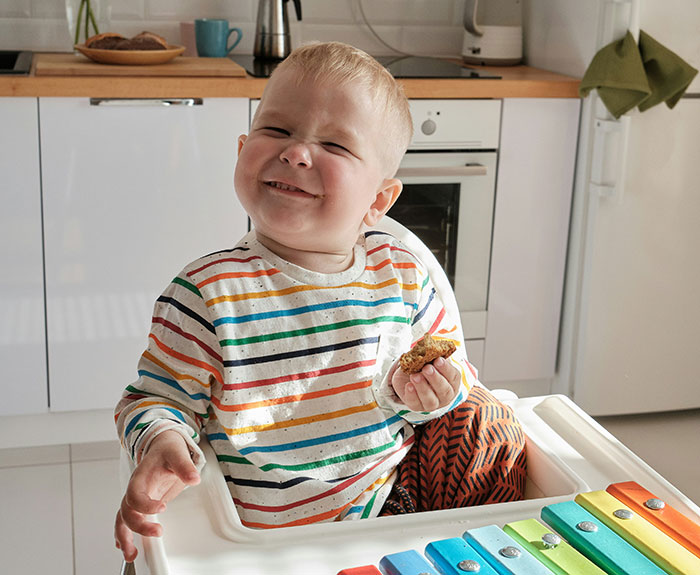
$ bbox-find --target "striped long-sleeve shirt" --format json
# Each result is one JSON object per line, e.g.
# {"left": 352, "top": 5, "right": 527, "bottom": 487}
{"left": 115, "top": 230, "right": 478, "bottom": 528}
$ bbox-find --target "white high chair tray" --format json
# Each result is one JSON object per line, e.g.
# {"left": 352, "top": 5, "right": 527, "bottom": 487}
{"left": 123, "top": 394, "right": 700, "bottom": 574}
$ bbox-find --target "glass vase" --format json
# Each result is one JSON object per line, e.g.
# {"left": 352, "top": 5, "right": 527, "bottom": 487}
{"left": 65, "top": 0, "right": 112, "bottom": 46}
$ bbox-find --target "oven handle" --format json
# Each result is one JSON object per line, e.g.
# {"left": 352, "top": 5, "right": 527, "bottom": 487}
{"left": 395, "top": 164, "right": 487, "bottom": 178}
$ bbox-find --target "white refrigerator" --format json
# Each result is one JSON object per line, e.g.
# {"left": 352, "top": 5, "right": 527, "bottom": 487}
{"left": 525, "top": 0, "right": 700, "bottom": 415}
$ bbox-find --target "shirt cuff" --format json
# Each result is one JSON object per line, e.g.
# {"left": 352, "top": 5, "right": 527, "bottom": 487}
{"left": 373, "top": 357, "right": 465, "bottom": 425}
{"left": 134, "top": 419, "right": 205, "bottom": 472}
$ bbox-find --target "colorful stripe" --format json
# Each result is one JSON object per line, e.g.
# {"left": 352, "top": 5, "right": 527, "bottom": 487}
{"left": 141, "top": 350, "right": 211, "bottom": 390}
{"left": 186, "top": 253, "right": 261, "bottom": 276}
{"left": 220, "top": 401, "right": 379, "bottom": 436}
{"left": 196, "top": 267, "right": 281, "bottom": 289}
{"left": 205, "top": 278, "right": 420, "bottom": 307}
{"left": 212, "top": 296, "right": 415, "bottom": 326}
{"left": 148, "top": 333, "right": 223, "bottom": 385}
{"left": 222, "top": 336, "right": 380, "bottom": 367}
{"left": 221, "top": 359, "right": 376, "bottom": 391}
{"left": 219, "top": 317, "right": 409, "bottom": 347}
{"left": 211, "top": 379, "right": 372, "bottom": 412}
{"left": 151, "top": 316, "right": 222, "bottom": 363}
{"left": 155, "top": 294, "right": 215, "bottom": 334}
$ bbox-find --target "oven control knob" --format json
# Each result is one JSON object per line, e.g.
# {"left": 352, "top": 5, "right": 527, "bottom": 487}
{"left": 421, "top": 118, "right": 437, "bottom": 135}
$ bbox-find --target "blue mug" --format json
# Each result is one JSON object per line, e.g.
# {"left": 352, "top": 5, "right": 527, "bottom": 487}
{"left": 195, "top": 19, "right": 242, "bottom": 57}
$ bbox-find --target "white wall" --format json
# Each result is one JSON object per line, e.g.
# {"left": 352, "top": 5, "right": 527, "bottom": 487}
{"left": 0, "top": 0, "right": 468, "bottom": 56}
{"left": 522, "top": 0, "right": 602, "bottom": 76}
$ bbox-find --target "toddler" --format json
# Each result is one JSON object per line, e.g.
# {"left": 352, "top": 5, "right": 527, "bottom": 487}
{"left": 114, "top": 41, "right": 526, "bottom": 562}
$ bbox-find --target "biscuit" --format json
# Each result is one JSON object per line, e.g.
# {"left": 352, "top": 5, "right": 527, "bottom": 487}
{"left": 399, "top": 332, "right": 456, "bottom": 374}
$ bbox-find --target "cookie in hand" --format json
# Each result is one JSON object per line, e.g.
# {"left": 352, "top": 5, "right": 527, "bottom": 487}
{"left": 399, "top": 332, "right": 456, "bottom": 374}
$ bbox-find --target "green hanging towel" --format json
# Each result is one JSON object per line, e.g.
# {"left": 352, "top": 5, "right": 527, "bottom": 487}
{"left": 637, "top": 30, "right": 698, "bottom": 112}
{"left": 579, "top": 31, "right": 651, "bottom": 118}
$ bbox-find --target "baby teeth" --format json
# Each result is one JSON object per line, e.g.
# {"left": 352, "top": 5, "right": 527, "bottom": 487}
{"left": 269, "top": 181, "right": 302, "bottom": 193}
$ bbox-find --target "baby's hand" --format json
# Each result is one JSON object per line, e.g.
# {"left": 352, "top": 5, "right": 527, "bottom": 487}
{"left": 114, "top": 430, "right": 200, "bottom": 562}
{"left": 391, "top": 356, "right": 461, "bottom": 412}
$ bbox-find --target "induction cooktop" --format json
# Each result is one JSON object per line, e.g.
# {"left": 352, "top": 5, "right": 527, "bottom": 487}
{"left": 231, "top": 54, "right": 501, "bottom": 79}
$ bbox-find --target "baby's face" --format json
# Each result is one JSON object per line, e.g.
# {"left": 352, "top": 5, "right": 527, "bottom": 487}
{"left": 234, "top": 66, "right": 394, "bottom": 257}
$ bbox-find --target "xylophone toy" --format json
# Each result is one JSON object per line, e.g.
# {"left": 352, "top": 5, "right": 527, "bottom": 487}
{"left": 338, "top": 480, "right": 700, "bottom": 575}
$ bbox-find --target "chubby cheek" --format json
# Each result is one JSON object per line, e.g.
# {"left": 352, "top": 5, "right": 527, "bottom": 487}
{"left": 232, "top": 165, "right": 249, "bottom": 207}
{"left": 234, "top": 148, "right": 260, "bottom": 202}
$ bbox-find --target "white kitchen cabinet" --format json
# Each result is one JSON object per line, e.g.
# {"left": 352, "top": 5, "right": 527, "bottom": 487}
{"left": 0, "top": 98, "right": 48, "bottom": 415}
{"left": 482, "top": 98, "right": 580, "bottom": 385}
{"left": 0, "top": 453, "right": 74, "bottom": 574}
{"left": 71, "top": 443, "right": 123, "bottom": 575}
{"left": 0, "top": 441, "right": 122, "bottom": 574}
{"left": 40, "top": 98, "right": 249, "bottom": 411}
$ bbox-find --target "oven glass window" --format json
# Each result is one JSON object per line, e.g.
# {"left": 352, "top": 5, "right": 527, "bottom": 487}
{"left": 388, "top": 184, "right": 460, "bottom": 286}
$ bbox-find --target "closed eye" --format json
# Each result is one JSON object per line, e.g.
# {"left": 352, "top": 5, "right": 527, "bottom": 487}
{"left": 260, "top": 126, "right": 290, "bottom": 136}
{"left": 323, "top": 141, "right": 350, "bottom": 153}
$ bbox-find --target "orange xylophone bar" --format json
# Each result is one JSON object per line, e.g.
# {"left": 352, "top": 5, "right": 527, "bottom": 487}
{"left": 607, "top": 480, "right": 700, "bottom": 558}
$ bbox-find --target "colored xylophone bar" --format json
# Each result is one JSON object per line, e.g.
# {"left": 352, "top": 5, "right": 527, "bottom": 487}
{"left": 337, "top": 481, "right": 700, "bottom": 575}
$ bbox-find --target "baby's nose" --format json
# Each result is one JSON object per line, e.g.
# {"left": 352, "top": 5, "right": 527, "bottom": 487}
{"left": 280, "top": 142, "right": 312, "bottom": 168}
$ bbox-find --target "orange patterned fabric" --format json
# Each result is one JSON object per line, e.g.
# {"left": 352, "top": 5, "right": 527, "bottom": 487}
{"left": 380, "top": 386, "right": 527, "bottom": 515}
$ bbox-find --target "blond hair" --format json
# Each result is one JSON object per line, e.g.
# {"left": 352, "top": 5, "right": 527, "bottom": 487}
{"left": 259, "top": 41, "right": 413, "bottom": 177}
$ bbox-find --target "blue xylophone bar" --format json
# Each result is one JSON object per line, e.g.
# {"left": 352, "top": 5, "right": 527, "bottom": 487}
{"left": 425, "top": 537, "right": 499, "bottom": 575}
{"left": 542, "top": 499, "right": 667, "bottom": 575}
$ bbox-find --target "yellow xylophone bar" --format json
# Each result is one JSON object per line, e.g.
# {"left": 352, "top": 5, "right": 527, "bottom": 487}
{"left": 576, "top": 490, "right": 700, "bottom": 575}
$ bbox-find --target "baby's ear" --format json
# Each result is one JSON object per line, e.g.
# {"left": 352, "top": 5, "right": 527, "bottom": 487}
{"left": 237, "top": 134, "right": 248, "bottom": 155}
{"left": 364, "top": 178, "right": 403, "bottom": 227}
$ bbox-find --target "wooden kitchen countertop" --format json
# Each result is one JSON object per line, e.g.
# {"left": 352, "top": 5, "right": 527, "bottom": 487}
{"left": 0, "top": 53, "right": 580, "bottom": 99}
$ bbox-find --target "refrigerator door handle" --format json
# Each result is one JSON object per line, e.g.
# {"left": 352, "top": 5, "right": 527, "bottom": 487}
{"left": 588, "top": 115, "right": 631, "bottom": 202}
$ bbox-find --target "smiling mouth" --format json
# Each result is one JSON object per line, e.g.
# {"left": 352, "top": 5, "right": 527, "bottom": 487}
{"left": 265, "top": 180, "right": 325, "bottom": 199}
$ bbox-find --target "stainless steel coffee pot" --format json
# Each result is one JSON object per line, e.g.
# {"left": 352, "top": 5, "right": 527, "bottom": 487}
{"left": 254, "top": 0, "right": 302, "bottom": 60}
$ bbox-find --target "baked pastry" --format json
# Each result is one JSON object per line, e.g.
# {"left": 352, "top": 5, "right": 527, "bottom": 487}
{"left": 84, "top": 31, "right": 169, "bottom": 51}
{"left": 399, "top": 332, "right": 456, "bottom": 374}
{"left": 126, "top": 31, "right": 169, "bottom": 50}
{"left": 85, "top": 32, "right": 128, "bottom": 50}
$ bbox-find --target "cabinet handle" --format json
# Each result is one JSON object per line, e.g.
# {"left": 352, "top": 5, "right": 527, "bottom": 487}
{"left": 89, "top": 98, "right": 204, "bottom": 107}
{"left": 395, "top": 164, "right": 487, "bottom": 178}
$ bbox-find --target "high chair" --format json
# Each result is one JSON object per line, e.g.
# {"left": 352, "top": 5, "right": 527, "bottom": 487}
{"left": 119, "top": 218, "right": 700, "bottom": 574}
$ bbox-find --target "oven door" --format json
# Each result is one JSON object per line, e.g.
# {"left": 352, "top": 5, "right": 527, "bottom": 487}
{"left": 389, "top": 151, "right": 497, "bottom": 343}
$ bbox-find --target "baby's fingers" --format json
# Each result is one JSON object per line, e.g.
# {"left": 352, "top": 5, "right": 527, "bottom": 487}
{"left": 423, "top": 361, "right": 458, "bottom": 404}
{"left": 115, "top": 509, "right": 139, "bottom": 562}
{"left": 119, "top": 496, "right": 163, "bottom": 538}
{"left": 399, "top": 380, "right": 424, "bottom": 411}
{"left": 124, "top": 481, "right": 166, "bottom": 516}
{"left": 408, "top": 373, "right": 441, "bottom": 411}
{"left": 162, "top": 445, "right": 200, "bottom": 487}
{"left": 431, "top": 356, "right": 461, "bottom": 392}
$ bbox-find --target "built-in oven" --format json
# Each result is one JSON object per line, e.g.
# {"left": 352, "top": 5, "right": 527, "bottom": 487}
{"left": 388, "top": 100, "right": 502, "bottom": 370}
